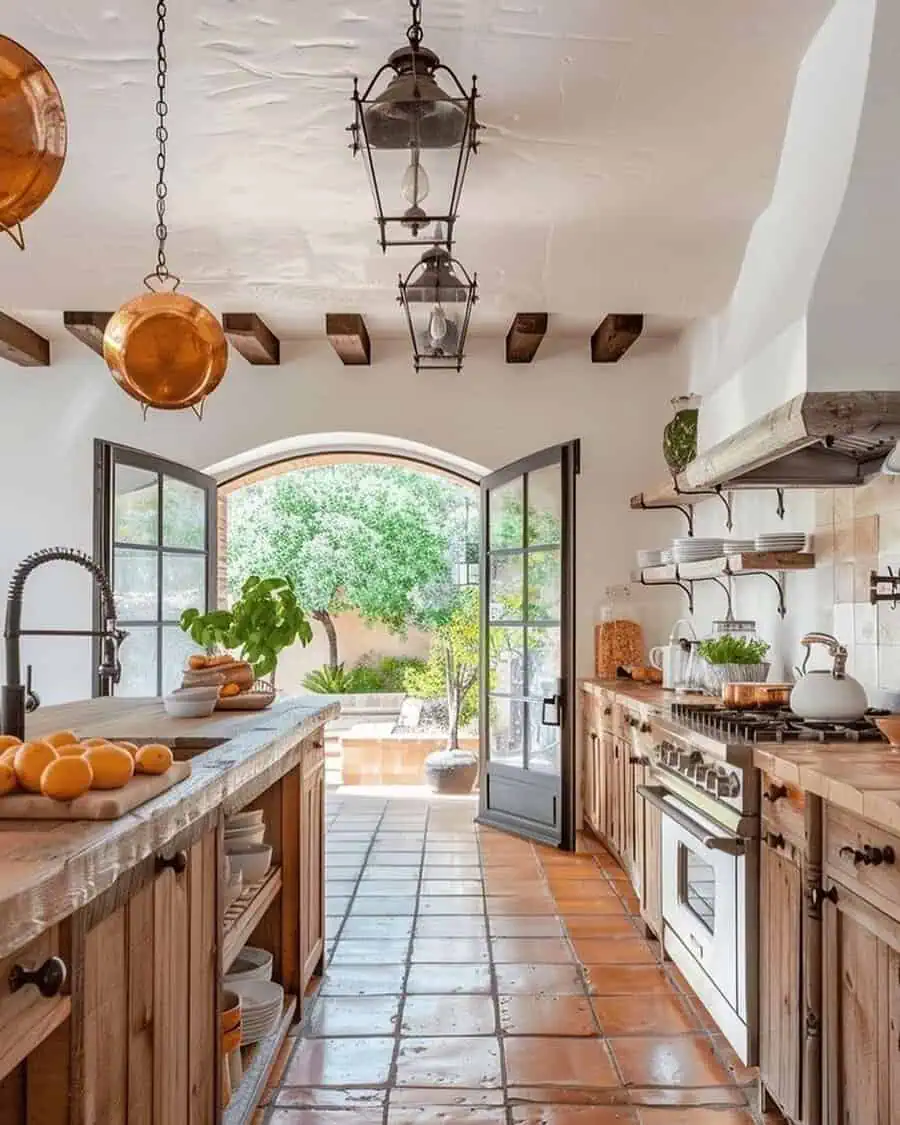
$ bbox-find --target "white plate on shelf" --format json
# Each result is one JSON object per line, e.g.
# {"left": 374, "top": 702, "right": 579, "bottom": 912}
{"left": 755, "top": 534, "right": 806, "bottom": 550}
{"left": 637, "top": 549, "right": 663, "bottom": 568}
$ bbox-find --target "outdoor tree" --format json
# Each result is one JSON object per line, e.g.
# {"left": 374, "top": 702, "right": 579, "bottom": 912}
{"left": 226, "top": 464, "right": 470, "bottom": 668}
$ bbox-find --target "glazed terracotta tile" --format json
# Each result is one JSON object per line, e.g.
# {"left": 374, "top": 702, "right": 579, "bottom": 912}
{"left": 573, "top": 940, "right": 656, "bottom": 965}
{"left": 415, "top": 915, "right": 487, "bottom": 938}
{"left": 557, "top": 898, "right": 627, "bottom": 916}
{"left": 342, "top": 916, "right": 416, "bottom": 940}
{"left": 319, "top": 964, "right": 405, "bottom": 996}
{"left": 401, "top": 994, "right": 497, "bottom": 1036}
{"left": 326, "top": 895, "right": 352, "bottom": 917}
{"left": 488, "top": 916, "right": 565, "bottom": 938}
{"left": 484, "top": 880, "right": 550, "bottom": 897}
{"left": 511, "top": 1108, "right": 637, "bottom": 1123}
{"left": 360, "top": 868, "right": 422, "bottom": 881}
{"left": 354, "top": 880, "right": 420, "bottom": 896}
{"left": 491, "top": 937, "right": 574, "bottom": 964}
{"left": 582, "top": 964, "right": 675, "bottom": 996}
{"left": 349, "top": 896, "right": 417, "bottom": 916}
{"left": 507, "top": 1087, "right": 631, "bottom": 1106}
{"left": 325, "top": 879, "right": 358, "bottom": 895}
{"left": 284, "top": 1037, "right": 395, "bottom": 1087}
{"left": 389, "top": 1088, "right": 506, "bottom": 1105}
{"left": 545, "top": 879, "right": 617, "bottom": 898}
{"left": 627, "top": 1087, "right": 746, "bottom": 1108}
{"left": 711, "top": 1035, "right": 759, "bottom": 1086}
{"left": 269, "top": 1110, "right": 384, "bottom": 1124}
{"left": 406, "top": 963, "right": 493, "bottom": 995}
{"left": 619, "top": 892, "right": 641, "bottom": 912}
{"left": 394, "top": 1036, "right": 502, "bottom": 1088}
{"left": 494, "top": 963, "right": 585, "bottom": 996}
{"left": 564, "top": 916, "right": 638, "bottom": 939}
{"left": 368, "top": 850, "right": 423, "bottom": 862}
{"left": 388, "top": 1110, "right": 506, "bottom": 1124}
{"left": 304, "top": 996, "right": 401, "bottom": 1037}
{"left": 420, "top": 879, "right": 485, "bottom": 896}
{"left": 499, "top": 994, "right": 597, "bottom": 1036}
{"left": 275, "top": 1088, "right": 386, "bottom": 1109}
{"left": 591, "top": 993, "right": 700, "bottom": 1037}
{"left": 485, "top": 896, "right": 554, "bottom": 916}
{"left": 411, "top": 937, "right": 490, "bottom": 963}
{"left": 330, "top": 939, "right": 410, "bottom": 964}
{"left": 610, "top": 1035, "right": 734, "bottom": 1087}
{"left": 503, "top": 1037, "right": 619, "bottom": 1088}
{"left": 637, "top": 1109, "right": 754, "bottom": 1124}
{"left": 419, "top": 895, "right": 486, "bottom": 916}
{"left": 424, "top": 865, "right": 484, "bottom": 879}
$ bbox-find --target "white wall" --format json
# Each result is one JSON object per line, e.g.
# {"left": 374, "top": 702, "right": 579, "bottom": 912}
{"left": 0, "top": 329, "right": 685, "bottom": 703}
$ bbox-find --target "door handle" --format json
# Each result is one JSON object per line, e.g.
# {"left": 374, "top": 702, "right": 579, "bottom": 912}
{"left": 542, "top": 694, "right": 562, "bottom": 727}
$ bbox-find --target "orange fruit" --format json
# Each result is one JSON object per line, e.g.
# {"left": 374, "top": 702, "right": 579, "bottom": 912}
{"left": 0, "top": 735, "right": 22, "bottom": 754}
{"left": 55, "top": 743, "right": 88, "bottom": 757}
{"left": 40, "top": 756, "right": 93, "bottom": 802}
{"left": 116, "top": 741, "right": 139, "bottom": 758}
{"left": 83, "top": 744, "right": 134, "bottom": 790}
{"left": 0, "top": 762, "right": 17, "bottom": 795}
{"left": 135, "top": 743, "right": 173, "bottom": 776}
{"left": 44, "top": 730, "right": 78, "bottom": 749}
{"left": 220, "top": 682, "right": 241, "bottom": 698}
{"left": 188, "top": 654, "right": 208, "bottom": 669}
{"left": 0, "top": 746, "right": 19, "bottom": 767}
{"left": 14, "top": 741, "right": 58, "bottom": 793}
{"left": 82, "top": 737, "right": 110, "bottom": 748}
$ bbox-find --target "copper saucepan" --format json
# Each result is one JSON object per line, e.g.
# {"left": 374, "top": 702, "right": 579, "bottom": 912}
{"left": 0, "top": 36, "right": 67, "bottom": 248}
{"left": 721, "top": 681, "right": 793, "bottom": 710}
{"left": 103, "top": 291, "right": 228, "bottom": 412}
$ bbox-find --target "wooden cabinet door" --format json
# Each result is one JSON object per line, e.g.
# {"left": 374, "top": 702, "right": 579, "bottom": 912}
{"left": 640, "top": 794, "right": 663, "bottom": 938}
{"left": 77, "top": 829, "right": 218, "bottom": 1125}
{"left": 823, "top": 881, "right": 900, "bottom": 1125}
{"left": 582, "top": 714, "right": 597, "bottom": 834}
{"left": 759, "top": 838, "right": 803, "bottom": 1124}
{"left": 300, "top": 744, "right": 326, "bottom": 994}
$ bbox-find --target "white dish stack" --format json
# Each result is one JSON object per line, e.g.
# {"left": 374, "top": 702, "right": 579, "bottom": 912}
{"left": 225, "top": 809, "right": 272, "bottom": 892}
{"left": 672, "top": 537, "right": 724, "bottom": 563}
{"left": 722, "top": 539, "right": 754, "bottom": 556}
{"left": 225, "top": 945, "right": 274, "bottom": 985}
{"left": 231, "top": 980, "right": 284, "bottom": 1046}
{"left": 637, "top": 549, "right": 664, "bottom": 568}
{"left": 754, "top": 532, "right": 807, "bottom": 552}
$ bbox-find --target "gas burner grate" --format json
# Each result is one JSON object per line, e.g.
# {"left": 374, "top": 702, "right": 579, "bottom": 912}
{"left": 670, "top": 703, "right": 889, "bottom": 744}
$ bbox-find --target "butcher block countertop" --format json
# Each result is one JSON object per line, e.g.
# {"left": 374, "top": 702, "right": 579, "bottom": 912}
{"left": 0, "top": 696, "right": 338, "bottom": 959}
{"left": 581, "top": 678, "right": 711, "bottom": 709}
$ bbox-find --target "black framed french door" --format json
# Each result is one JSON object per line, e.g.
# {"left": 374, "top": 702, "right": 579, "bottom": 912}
{"left": 478, "top": 440, "right": 579, "bottom": 849}
{"left": 93, "top": 440, "right": 217, "bottom": 698}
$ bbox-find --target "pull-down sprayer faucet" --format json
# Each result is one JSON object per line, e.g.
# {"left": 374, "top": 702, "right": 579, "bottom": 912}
{"left": 1, "top": 547, "right": 128, "bottom": 739}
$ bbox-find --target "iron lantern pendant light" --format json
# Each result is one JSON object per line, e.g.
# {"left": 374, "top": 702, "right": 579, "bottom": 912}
{"left": 350, "top": 0, "right": 479, "bottom": 251}
{"left": 398, "top": 234, "right": 477, "bottom": 372}
{"left": 103, "top": 0, "right": 227, "bottom": 418}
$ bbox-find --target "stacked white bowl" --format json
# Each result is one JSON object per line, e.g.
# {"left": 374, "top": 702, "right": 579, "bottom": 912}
{"left": 231, "top": 980, "right": 284, "bottom": 1046}
{"left": 225, "top": 946, "right": 273, "bottom": 986}
{"left": 672, "top": 537, "right": 724, "bottom": 563}
{"left": 225, "top": 810, "right": 272, "bottom": 886}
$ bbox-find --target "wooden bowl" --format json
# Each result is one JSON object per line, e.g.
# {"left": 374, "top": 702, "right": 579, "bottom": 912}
{"left": 875, "top": 716, "right": 900, "bottom": 746}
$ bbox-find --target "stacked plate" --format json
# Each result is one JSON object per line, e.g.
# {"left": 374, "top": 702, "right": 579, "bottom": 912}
{"left": 233, "top": 980, "right": 284, "bottom": 1045}
{"left": 723, "top": 539, "right": 754, "bottom": 556}
{"left": 226, "top": 809, "right": 266, "bottom": 846}
{"left": 225, "top": 946, "right": 274, "bottom": 986}
{"left": 755, "top": 532, "right": 806, "bottom": 552}
{"left": 660, "top": 548, "right": 675, "bottom": 564}
{"left": 673, "top": 537, "right": 724, "bottom": 563}
{"left": 637, "top": 549, "right": 663, "bottom": 568}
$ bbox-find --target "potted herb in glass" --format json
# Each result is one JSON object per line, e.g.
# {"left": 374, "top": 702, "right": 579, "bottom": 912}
{"left": 697, "top": 634, "right": 771, "bottom": 695}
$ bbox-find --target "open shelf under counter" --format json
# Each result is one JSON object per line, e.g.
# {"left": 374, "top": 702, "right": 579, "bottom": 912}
{"left": 223, "top": 993, "right": 297, "bottom": 1125}
{"left": 223, "top": 866, "right": 283, "bottom": 972}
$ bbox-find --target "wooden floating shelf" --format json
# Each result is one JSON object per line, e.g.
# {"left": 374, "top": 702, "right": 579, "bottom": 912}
{"left": 635, "top": 552, "right": 815, "bottom": 584}
{"left": 223, "top": 866, "right": 283, "bottom": 971}
{"left": 630, "top": 480, "right": 714, "bottom": 509}
{"left": 223, "top": 993, "right": 297, "bottom": 1125}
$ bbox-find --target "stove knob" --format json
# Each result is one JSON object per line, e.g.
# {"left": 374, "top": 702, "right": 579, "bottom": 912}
{"left": 694, "top": 765, "right": 710, "bottom": 785}
{"left": 678, "top": 751, "right": 694, "bottom": 771}
{"left": 716, "top": 771, "right": 740, "bottom": 798}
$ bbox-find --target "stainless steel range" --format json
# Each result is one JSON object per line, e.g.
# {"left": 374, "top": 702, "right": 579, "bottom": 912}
{"left": 643, "top": 703, "right": 889, "bottom": 1067}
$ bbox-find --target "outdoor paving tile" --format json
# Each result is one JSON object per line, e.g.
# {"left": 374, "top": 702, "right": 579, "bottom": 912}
{"left": 503, "top": 1037, "right": 620, "bottom": 1088}
{"left": 411, "top": 937, "right": 490, "bottom": 963}
{"left": 591, "top": 994, "right": 700, "bottom": 1037}
{"left": 319, "top": 964, "right": 406, "bottom": 996}
{"left": 304, "top": 996, "right": 401, "bottom": 1037}
{"left": 400, "top": 994, "right": 497, "bottom": 1036}
{"left": 341, "top": 916, "right": 416, "bottom": 940}
{"left": 420, "top": 879, "right": 485, "bottom": 896}
{"left": 488, "top": 916, "right": 565, "bottom": 938}
{"left": 406, "top": 963, "right": 493, "bottom": 995}
{"left": 325, "top": 880, "right": 358, "bottom": 894}
{"left": 284, "top": 1037, "right": 395, "bottom": 1086}
{"left": 563, "top": 916, "right": 638, "bottom": 939}
{"left": 499, "top": 994, "right": 597, "bottom": 1037}
{"left": 415, "top": 915, "right": 487, "bottom": 938}
{"left": 582, "top": 965, "right": 674, "bottom": 996}
{"left": 330, "top": 940, "right": 411, "bottom": 964}
{"left": 572, "top": 939, "right": 657, "bottom": 965}
{"left": 395, "top": 1037, "right": 502, "bottom": 1088}
{"left": 349, "top": 896, "right": 417, "bottom": 916}
{"left": 493, "top": 963, "right": 585, "bottom": 996}
{"left": 353, "top": 880, "right": 420, "bottom": 896}
{"left": 325, "top": 896, "right": 352, "bottom": 917}
{"left": 423, "top": 866, "right": 484, "bottom": 879}
{"left": 610, "top": 1036, "right": 734, "bottom": 1088}
{"left": 511, "top": 1109, "right": 637, "bottom": 1123}
{"left": 418, "top": 895, "right": 486, "bottom": 915}
{"left": 490, "top": 938, "right": 574, "bottom": 964}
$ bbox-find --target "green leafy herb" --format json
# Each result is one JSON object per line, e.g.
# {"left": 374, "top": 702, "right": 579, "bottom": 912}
{"left": 697, "top": 636, "right": 770, "bottom": 665}
{"left": 180, "top": 575, "right": 312, "bottom": 681}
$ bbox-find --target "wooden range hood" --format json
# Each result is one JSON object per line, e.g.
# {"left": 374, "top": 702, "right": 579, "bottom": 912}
{"left": 681, "top": 391, "right": 900, "bottom": 491}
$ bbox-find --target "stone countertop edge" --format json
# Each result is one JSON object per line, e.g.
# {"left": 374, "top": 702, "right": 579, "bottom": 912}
{"left": 0, "top": 698, "right": 339, "bottom": 959}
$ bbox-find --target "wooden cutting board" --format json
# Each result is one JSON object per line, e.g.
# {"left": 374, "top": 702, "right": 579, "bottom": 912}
{"left": 0, "top": 761, "right": 191, "bottom": 820}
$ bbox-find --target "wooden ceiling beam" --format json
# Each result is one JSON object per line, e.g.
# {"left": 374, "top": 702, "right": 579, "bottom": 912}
{"left": 63, "top": 311, "right": 112, "bottom": 358}
{"left": 505, "top": 313, "right": 548, "bottom": 364}
{"left": 222, "top": 312, "right": 280, "bottom": 366}
{"left": 0, "top": 312, "right": 49, "bottom": 367}
{"left": 591, "top": 313, "right": 644, "bottom": 363}
{"left": 326, "top": 313, "right": 371, "bottom": 366}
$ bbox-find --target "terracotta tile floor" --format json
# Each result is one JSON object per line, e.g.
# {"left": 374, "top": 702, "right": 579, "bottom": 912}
{"left": 261, "top": 794, "right": 760, "bottom": 1124}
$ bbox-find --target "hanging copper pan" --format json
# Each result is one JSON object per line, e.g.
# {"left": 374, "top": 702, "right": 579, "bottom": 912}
{"left": 0, "top": 36, "right": 66, "bottom": 249}
{"left": 103, "top": 291, "right": 228, "bottom": 413}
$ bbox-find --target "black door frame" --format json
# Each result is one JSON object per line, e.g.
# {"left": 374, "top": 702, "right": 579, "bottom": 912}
{"left": 477, "top": 439, "right": 579, "bottom": 851}
{"left": 92, "top": 439, "right": 218, "bottom": 697}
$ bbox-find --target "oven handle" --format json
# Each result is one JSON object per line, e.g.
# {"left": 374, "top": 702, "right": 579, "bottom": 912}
{"left": 637, "top": 784, "right": 746, "bottom": 856}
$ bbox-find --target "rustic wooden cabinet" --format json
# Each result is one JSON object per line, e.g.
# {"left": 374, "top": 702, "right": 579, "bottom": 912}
{"left": 300, "top": 740, "right": 326, "bottom": 991}
{"left": 759, "top": 833, "right": 804, "bottom": 1125}
{"left": 822, "top": 880, "right": 900, "bottom": 1125}
{"left": 640, "top": 791, "right": 662, "bottom": 938}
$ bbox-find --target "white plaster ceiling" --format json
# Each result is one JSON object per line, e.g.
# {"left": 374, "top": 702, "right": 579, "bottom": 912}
{"left": 4, "top": 0, "right": 831, "bottom": 337}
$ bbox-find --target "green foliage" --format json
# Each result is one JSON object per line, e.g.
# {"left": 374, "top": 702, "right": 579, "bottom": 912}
{"left": 352, "top": 653, "right": 427, "bottom": 693}
{"left": 698, "top": 635, "right": 770, "bottom": 665}
{"left": 226, "top": 465, "right": 473, "bottom": 666}
{"left": 303, "top": 663, "right": 363, "bottom": 694}
{"left": 180, "top": 575, "right": 312, "bottom": 679}
{"left": 407, "top": 587, "right": 481, "bottom": 735}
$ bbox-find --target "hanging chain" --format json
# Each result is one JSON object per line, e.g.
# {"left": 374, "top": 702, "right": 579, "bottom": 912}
{"left": 406, "top": 0, "right": 423, "bottom": 48}
{"left": 152, "top": 0, "right": 171, "bottom": 284}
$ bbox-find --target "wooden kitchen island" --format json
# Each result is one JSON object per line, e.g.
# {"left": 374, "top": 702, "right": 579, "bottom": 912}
{"left": 0, "top": 696, "right": 337, "bottom": 1125}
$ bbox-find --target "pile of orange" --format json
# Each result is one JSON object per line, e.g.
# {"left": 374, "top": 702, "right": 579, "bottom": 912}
{"left": 0, "top": 730, "right": 174, "bottom": 803}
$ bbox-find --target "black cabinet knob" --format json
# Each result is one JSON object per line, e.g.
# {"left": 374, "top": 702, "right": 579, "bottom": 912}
{"left": 764, "top": 784, "right": 788, "bottom": 803}
{"left": 639, "top": 722, "right": 652, "bottom": 734}
{"left": 157, "top": 850, "right": 188, "bottom": 875}
{"left": 603, "top": 706, "right": 612, "bottom": 717}
{"left": 9, "top": 955, "right": 67, "bottom": 998}
{"left": 766, "top": 832, "right": 786, "bottom": 851}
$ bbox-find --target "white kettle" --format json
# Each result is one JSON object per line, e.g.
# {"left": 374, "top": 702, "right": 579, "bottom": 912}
{"left": 649, "top": 618, "right": 696, "bottom": 690}
{"left": 790, "top": 632, "right": 868, "bottom": 722}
